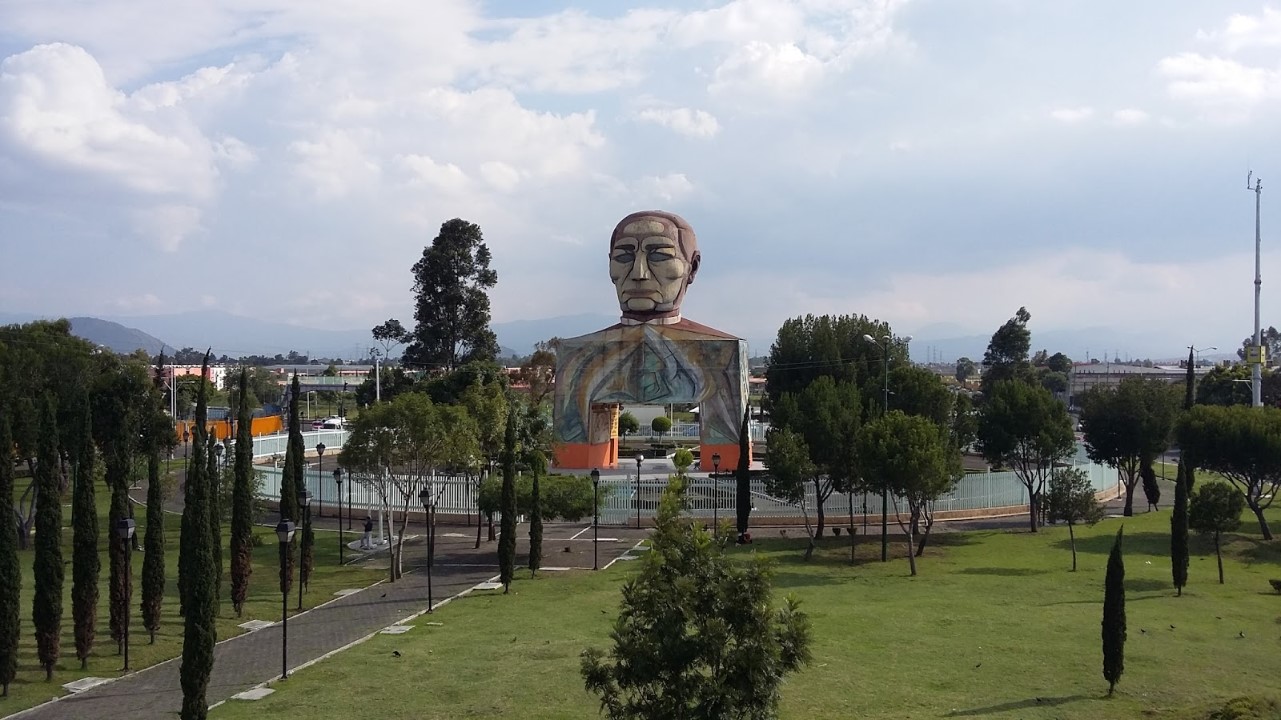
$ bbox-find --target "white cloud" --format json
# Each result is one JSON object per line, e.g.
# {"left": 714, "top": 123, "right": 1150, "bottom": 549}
{"left": 288, "top": 128, "right": 381, "bottom": 199}
{"left": 1049, "top": 106, "right": 1094, "bottom": 124}
{"left": 710, "top": 41, "right": 827, "bottom": 98}
{"left": 0, "top": 43, "right": 219, "bottom": 198}
{"left": 1158, "top": 52, "right": 1281, "bottom": 117}
{"left": 397, "top": 154, "right": 470, "bottom": 194}
{"left": 1196, "top": 7, "right": 1281, "bottom": 52}
{"left": 635, "top": 173, "right": 696, "bottom": 203}
{"left": 479, "top": 160, "right": 522, "bottom": 192}
{"left": 131, "top": 204, "right": 204, "bottom": 252}
{"left": 1111, "top": 108, "right": 1148, "bottom": 125}
{"left": 636, "top": 107, "right": 722, "bottom": 138}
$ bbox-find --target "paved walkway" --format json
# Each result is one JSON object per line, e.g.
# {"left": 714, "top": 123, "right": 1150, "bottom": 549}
{"left": 11, "top": 523, "right": 647, "bottom": 720}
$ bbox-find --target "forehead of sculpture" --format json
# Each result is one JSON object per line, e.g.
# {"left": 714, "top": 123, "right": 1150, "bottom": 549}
{"left": 610, "top": 210, "right": 696, "bottom": 255}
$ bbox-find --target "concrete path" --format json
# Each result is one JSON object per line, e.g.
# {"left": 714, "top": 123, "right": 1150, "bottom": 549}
{"left": 9, "top": 524, "right": 647, "bottom": 720}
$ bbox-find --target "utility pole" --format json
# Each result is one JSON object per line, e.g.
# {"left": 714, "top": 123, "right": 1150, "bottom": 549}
{"left": 1249, "top": 172, "right": 1264, "bottom": 408}
{"left": 371, "top": 347, "right": 382, "bottom": 403}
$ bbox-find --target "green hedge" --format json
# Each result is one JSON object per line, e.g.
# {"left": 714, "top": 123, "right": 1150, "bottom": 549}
{"left": 477, "top": 474, "right": 605, "bottom": 522}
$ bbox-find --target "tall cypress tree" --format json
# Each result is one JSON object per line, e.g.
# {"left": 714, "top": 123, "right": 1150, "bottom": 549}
{"left": 71, "top": 402, "right": 99, "bottom": 669}
{"left": 298, "top": 383, "right": 314, "bottom": 596}
{"left": 1171, "top": 461, "right": 1190, "bottom": 597}
{"left": 143, "top": 353, "right": 169, "bottom": 642}
{"left": 527, "top": 450, "right": 544, "bottom": 577}
{"left": 498, "top": 410, "right": 517, "bottom": 592}
{"left": 230, "top": 369, "right": 255, "bottom": 617}
{"left": 180, "top": 352, "right": 217, "bottom": 720}
{"left": 735, "top": 405, "right": 752, "bottom": 542}
{"left": 0, "top": 416, "right": 21, "bottom": 696}
{"left": 1102, "top": 527, "right": 1127, "bottom": 696}
{"left": 277, "top": 376, "right": 301, "bottom": 605}
{"left": 206, "top": 432, "right": 221, "bottom": 613}
{"left": 33, "top": 394, "right": 63, "bottom": 680}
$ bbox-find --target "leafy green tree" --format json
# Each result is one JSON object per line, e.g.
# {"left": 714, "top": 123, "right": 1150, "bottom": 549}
{"left": 403, "top": 218, "right": 500, "bottom": 371}
{"left": 857, "top": 411, "right": 959, "bottom": 572}
{"left": 1102, "top": 528, "right": 1126, "bottom": 696}
{"left": 650, "top": 415, "right": 672, "bottom": 441}
{"left": 581, "top": 478, "right": 811, "bottom": 719}
{"left": 180, "top": 355, "right": 217, "bottom": 720}
{"left": 1046, "top": 352, "right": 1073, "bottom": 374}
{"left": 71, "top": 402, "right": 99, "bottom": 668}
{"left": 1140, "top": 465, "right": 1160, "bottom": 511}
{"left": 1046, "top": 467, "right": 1105, "bottom": 571}
{"left": 1170, "top": 461, "right": 1190, "bottom": 596}
{"left": 951, "top": 392, "right": 978, "bottom": 450}
{"left": 32, "top": 394, "right": 63, "bottom": 680}
{"left": 1177, "top": 404, "right": 1281, "bottom": 540}
{"left": 1079, "top": 377, "right": 1180, "bottom": 516}
{"left": 479, "top": 474, "right": 602, "bottom": 522}
{"left": 765, "top": 313, "right": 893, "bottom": 410}
{"left": 499, "top": 409, "right": 518, "bottom": 592}
{"left": 206, "top": 432, "right": 222, "bottom": 612}
{"left": 770, "top": 376, "right": 861, "bottom": 539}
{"left": 1188, "top": 482, "right": 1245, "bottom": 584}
{"left": 0, "top": 416, "right": 21, "bottom": 695}
{"left": 734, "top": 406, "right": 751, "bottom": 542}
{"left": 618, "top": 411, "right": 640, "bottom": 443}
{"left": 371, "top": 318, "right": 409, "bottom": 360}
{"left": 230, "top": 370, "right": 255, "bottom": 617}
{"left": 976, "top": 379, "right": 1075, "bottom": 532}
{"left": 887, "top": 365, "right": 954, "bottom": 427}
{"left": 528, "top": 451, "right": 544, "bottom": 577}
{"left": 955, "top": 357, "right": 976, "bottom": 384}
{"left": 671, "top": 448, "right": 693, "bottom": 476}
{"left": 142, "top": 451, "right": 165, "bottom": 642}
{"left": 763, "top": 428, "right": 818, "bottom": 559}
{"left": 981, "top": 307, "right": 1033, "bottom": 393}
{"left": 461, "top": 380, "right": 509, "bottom": 547}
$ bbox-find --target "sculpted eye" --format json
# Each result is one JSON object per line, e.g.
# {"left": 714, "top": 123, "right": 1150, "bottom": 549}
{"left": 612, "top": 251, "right": 635, "bottom": 264}
{"left": 648, "top": 250, "right": 674, "bottom": 263}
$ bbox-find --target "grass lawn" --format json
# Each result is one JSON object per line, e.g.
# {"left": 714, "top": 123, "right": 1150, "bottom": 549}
{"left": 212, "top": 483, "right": 1281, "bottom": 720}
{"left": 2, "top": 474, "right": 383, "bottom": 714}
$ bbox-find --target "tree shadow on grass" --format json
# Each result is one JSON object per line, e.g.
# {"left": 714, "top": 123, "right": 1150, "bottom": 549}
{"left": 1051, "top": 531, "right": 1169, "bottom": 556}
{"left": 770, "top": 570, "right": 847, "bottom": 590}
{"left": 945, "top": 693, "right": 1092, "bottom": 716}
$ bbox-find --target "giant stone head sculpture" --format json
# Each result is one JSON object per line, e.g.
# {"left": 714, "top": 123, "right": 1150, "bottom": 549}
{"left": 608, "top": 210, "right": 701, "bottom": 324}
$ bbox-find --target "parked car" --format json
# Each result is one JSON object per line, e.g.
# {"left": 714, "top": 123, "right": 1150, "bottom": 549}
{"left": 311, "top": 416, "right": 347, "bottom": 430}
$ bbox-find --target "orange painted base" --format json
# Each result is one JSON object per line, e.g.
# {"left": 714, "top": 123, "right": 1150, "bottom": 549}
{"left": 554, "top": 441, "right": 618, "bottom": 470}
{"left": 699, "top": 443, "right": 751, "bottom": 472}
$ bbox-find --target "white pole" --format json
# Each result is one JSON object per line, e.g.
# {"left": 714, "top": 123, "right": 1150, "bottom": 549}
{"left": 1250, "top": 173, "right": 1264, "bottom": 408}
{"left": 373, "top": 349, "right": 382, "bottom": 404}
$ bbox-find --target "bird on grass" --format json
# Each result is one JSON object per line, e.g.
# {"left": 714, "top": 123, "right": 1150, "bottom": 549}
{"left": 392, "top": 650, "right": 401, "bottom": 658}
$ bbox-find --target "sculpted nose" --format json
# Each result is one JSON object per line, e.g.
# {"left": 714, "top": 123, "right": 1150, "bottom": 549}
{"left": 631, "top": 256, "right": 650, "bottom": 281}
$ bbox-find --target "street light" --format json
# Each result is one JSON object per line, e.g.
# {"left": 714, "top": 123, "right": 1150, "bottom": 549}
{"left": 634, "top": 454, "right": 645, "bottom": 529}
{"left": 275, "top": 520, "right": 296, "bottom": 680}
{"left": 116, "top": 518, "right": 135, "bottom": 671}
{"left": 315, "top": 443, "right": 326, "bottom": 518}
{"left": 418, "top": 486, "right": 436, "bottom": 612}
{"left": 1188, "top": 345, "right": 1218, "bottom": 366}
{"left": 297, "top": 488, "right": 311, "bottom": 610}
{"left": 590, "top": 469, "right": 601, "bottom": 570}
{"left": 334, "top": 467, "right": 344, "bottom": 565}
{"left": 711, "top": 452, "right": 721, "bottom": 533}
{"left": 862, "top": 332, "right": 912, "bottom": 563}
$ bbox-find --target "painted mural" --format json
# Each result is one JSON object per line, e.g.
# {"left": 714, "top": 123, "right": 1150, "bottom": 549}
{"left": 552, "top": 210, "right": 750, "bottom": 470}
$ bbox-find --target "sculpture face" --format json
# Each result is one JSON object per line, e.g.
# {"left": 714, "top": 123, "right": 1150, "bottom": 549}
{"left": 609, "top": 211, "right": 700, "bottom": 322}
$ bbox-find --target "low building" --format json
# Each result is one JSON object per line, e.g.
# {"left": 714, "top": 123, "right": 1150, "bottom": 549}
{"left": 1067, "top": 362, "right": 1211, "bottom": 407}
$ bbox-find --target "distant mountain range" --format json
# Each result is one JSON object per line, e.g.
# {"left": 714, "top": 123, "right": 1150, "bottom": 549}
{"left": 0, "top": 310, "right": 1237, "bottom": 365}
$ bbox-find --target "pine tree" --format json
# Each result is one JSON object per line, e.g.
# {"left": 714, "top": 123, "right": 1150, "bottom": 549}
{"left": 498, "top": 410, "right": 517, "bottom": 592}
{"left": 277, "top": 376, "right": 301, "bottom": 604}
{"left": 179, "top": 398, "right": 204, "bottom": 618}
{"left": 180, "top": 352, "right": 217, "bottom": 720}
{"left": 735, "top": 405, "right": 752, "bottom": 542}
{"left": 142, "top": 450, "right": 165, "bottom": 642}
{"left": 1102, "top": 527, "right": 1126, "bottom": 695}
{"left": 206, "top": 432, "right": 221, "bottom": 613}
{"left": 1171, "top": 461, "right": 1190, "bottom": 597}
{"left": 230, "top": 369, "right": 255, "bottom": 617}
{"left": 71, "top": 402, "right": 99, "bottom": 668}
{"left": 528, "top": 451, "right": 544, "bottom": 577}
{"left": 0, "top": 416, "right": 22, "bottom": 696}
{"left": 33, "top": 394, "right": 63, "bottom": 680}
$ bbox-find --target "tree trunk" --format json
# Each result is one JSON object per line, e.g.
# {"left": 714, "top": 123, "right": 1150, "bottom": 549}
{"left": 1214, "top": 532, "right": 1224, "bottom": 584}
{"left": 1027, "top": 491, "right": 1038, "bottom": 533}
{"left": 1069, "top": 522, "right": 1077, "bottom": 572}
{"left": 1249, "top": 502, "right": 1273, "bottom": 541}
{"left": 475, "top": 507, "right": 482, "bottom": 549}
{"left": 914, "top": 510, "right": 936, "bottom": 558}
{"left": 848, "top": 494, "right": 855, "bottom": 565}
{"left": 812, "top": 477, "right": 825, "bottom": 540}
{"left": 906, "top": 518, "right": 917, "bottom": 577}
{"left": 1122, "top": 477, "right": 1136, "bottom": 517}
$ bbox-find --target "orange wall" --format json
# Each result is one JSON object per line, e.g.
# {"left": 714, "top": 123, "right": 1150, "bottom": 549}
{"left": 175, "top": 415, "right": 283, "bottom": 442}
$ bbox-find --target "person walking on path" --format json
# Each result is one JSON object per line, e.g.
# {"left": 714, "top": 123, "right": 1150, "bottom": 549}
{"left": 361, "top": 516, "right": 373, "bottom": 550}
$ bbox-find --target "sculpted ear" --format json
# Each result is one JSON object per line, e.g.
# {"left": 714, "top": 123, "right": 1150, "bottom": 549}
{"left": 687, "top": 251, "right": 701, "bottom": 284}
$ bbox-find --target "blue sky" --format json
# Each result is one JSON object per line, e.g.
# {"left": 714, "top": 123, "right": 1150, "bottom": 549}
{"left": 1, "top": 0, "right": 1280, "bottom": 359}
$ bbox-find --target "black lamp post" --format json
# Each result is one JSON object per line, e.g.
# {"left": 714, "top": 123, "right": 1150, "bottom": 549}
{"left": 275, "top": 520, "right": 295, "bottom": 679}
{"left": 315, "top": 443, "right": 326, "bottom": 518}
{"left": 116, "top": 518, "right": 135, "bottom": 670}
{"left": 711, "top": 452, "right": 721, "bottom": 531}
{"left": 418, "top": 486, "right": 435, "bottom": 612}
{"left": 297, "top": 488, "right": 311, "bottom": 610}
{"left": 333, "top": 468, "right": 344, "bottom": 565}
{"left": 346, "top": 468, "right": 353, "bottom": 530}
{"left": 634, "top": 454, "right": 644, "bottom": 529}
{"left": 590, "top": 469, "right": 601, "bottom": 570}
